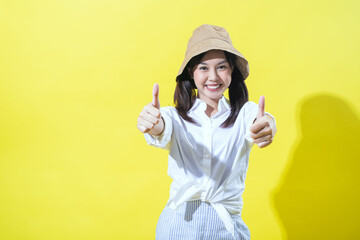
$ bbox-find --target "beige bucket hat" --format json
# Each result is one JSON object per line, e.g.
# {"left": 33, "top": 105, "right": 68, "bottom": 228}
{"left": 177, "top": 24, "right": 249, "bottom": 80}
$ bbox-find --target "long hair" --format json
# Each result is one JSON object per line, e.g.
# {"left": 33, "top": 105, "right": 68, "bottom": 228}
{"left": 174, "top": 51, "right": 249, "bottom": 128}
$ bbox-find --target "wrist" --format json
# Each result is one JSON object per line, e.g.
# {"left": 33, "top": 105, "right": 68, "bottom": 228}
{"left": 149, "top": 117, "right": 165, "bottom": 136}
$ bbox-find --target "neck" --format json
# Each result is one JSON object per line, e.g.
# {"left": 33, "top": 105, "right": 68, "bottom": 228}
{"left": 203, "top": 97, "right": 221, "bottom": 117}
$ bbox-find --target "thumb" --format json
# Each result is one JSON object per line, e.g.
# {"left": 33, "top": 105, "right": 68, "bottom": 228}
{"left": 257, "top": 95, "right": 265, "bottom": 119}
{"left": 152, "top": 83, "right": 160, "bottom": 109}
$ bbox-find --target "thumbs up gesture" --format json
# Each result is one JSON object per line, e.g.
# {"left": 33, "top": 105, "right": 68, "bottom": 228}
{"left": 137, "top": 83, "right": 164, "bottom": 135}
{"left": 250, "top": 96, "right": 277, "bottom": 148}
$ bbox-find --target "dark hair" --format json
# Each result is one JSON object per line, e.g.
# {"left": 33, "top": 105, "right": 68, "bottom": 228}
{"left": 174, "top": 50, "right": 249, "bottom": 128}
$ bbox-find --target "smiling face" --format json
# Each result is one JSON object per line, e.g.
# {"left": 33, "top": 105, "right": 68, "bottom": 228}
{"left": 191, "top": 50, "right": 233, "bottom": 106}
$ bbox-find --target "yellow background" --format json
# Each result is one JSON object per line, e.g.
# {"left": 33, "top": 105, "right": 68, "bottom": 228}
{"left": 1, "top": 0, "right": 359, "bottom": 239}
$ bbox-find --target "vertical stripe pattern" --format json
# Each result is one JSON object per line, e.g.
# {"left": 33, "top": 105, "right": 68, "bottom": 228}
{"left": 156, "top": 200, "right": 250, "bottom": 240}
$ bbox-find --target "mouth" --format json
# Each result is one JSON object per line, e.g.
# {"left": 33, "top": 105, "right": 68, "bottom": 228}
{"left": 205, "top": 84, "right": 222, "bottom": 91}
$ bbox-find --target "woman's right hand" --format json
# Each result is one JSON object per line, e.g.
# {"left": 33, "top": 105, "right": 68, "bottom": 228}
{"left": 137, "top": 83, "right": 164, "bottom": 135}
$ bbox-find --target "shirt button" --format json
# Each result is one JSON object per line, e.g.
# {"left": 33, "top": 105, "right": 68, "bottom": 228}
{"left": 204, "top": 154, "right": 210, "bottom": 159}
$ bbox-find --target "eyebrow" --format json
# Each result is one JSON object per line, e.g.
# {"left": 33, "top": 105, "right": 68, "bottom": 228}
{"left": 199, "top": 60, "right": 228, "bottom": 65}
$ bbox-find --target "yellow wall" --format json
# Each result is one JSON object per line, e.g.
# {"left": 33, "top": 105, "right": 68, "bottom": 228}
{"left": 0, "top": 0, "right": 359, "bottom": 239}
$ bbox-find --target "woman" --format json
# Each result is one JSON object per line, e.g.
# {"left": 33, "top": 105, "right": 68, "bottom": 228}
{"left": 137, "top": 24, "right": 277, "bottom": 240}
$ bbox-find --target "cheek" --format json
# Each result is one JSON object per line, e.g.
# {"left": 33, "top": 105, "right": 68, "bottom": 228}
{"left": 194, "top": 79, "right": 203, "bottom": 89}
{"left": 193, "top": 72, "right": 205, "bottom": 85}
{"left": 221, "top": 72, "right": 232, "bottom": 84}
{"left": 193, "top": 70, "right": 201, "bottom": 79}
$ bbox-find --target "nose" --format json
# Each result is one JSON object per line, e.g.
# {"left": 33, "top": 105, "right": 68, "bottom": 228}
{"left": 208, "top": 68, "right": 220, "bottom": 81}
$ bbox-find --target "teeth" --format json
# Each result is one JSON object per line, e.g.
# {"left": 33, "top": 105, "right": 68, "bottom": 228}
{"left": 207, "top": 85, "right": 220, "bottom": 89}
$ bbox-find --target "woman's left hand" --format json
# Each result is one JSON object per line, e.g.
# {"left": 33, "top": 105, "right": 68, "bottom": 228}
{"left": 250, "top": 96, "right": 277, "bottom": 148}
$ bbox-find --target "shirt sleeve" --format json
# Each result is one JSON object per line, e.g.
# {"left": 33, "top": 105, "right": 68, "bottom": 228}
{"left": 143, "top": 107, "right": 173, "bottom": 150}
{"left": 243, "top": 101, "right": 276, "bottom": 143}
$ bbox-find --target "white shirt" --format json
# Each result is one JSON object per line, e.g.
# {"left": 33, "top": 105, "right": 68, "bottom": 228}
{"left": 144, "top": 96, "right": 274, "bottom": 238}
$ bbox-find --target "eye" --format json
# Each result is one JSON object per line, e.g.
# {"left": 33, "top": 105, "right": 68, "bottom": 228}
{"left": 199, "top": 66, "right": 208, "bottom": 71}
{"left": 218, "top": 65, "right": 227, "bottom": 70}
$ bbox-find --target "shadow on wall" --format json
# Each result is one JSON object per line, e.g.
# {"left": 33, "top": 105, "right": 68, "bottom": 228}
{"left": 274, "top": 94, "right": 360, "bottom": 239}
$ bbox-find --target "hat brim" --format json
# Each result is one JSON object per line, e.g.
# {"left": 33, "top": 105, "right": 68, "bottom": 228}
{"left": 177, "top": 38, "right": 249, "bottom": 80}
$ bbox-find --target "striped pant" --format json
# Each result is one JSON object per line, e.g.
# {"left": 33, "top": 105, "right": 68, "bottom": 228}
{"left": 155, "top": 200, "right": 250, "bottom": 240}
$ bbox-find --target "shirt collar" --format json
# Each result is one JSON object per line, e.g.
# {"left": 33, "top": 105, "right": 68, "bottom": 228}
{"left": 217, "top": 95, "right": 231, "bottom": 113}
{"left": 189, "top": 96, "right": 230, "bottom": 114}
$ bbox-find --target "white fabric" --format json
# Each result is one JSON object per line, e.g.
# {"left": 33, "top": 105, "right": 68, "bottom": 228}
{"left": 155, "top": 200, "right": 250, "bottom": 240}
{"left": 144, "top": 96, "right": 274, "bottom": 238}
